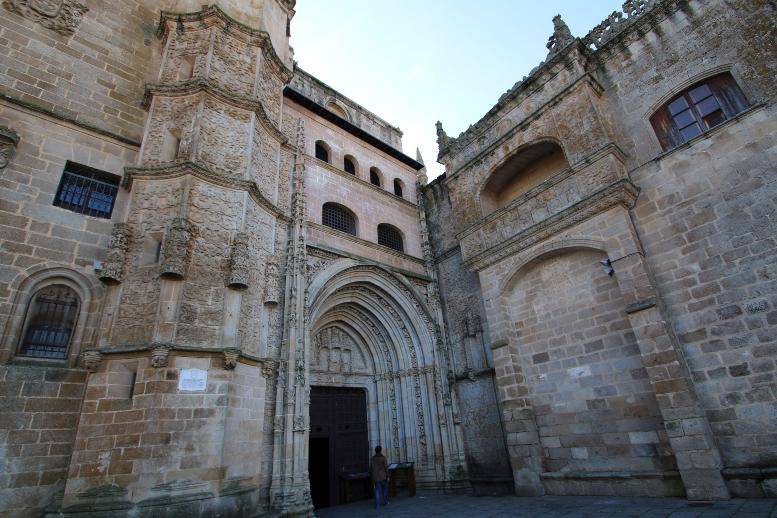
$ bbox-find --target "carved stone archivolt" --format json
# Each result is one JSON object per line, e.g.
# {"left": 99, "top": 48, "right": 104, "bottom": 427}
{"left": 99, "top": 223, "right": 131, "bottom": 285}
{"left": 3, "top": 0, "right": 88, "bottom": 35}
{"left": 227, "top": 232, "right": 250, "bottom": 289}
{"left": 160, "top": 217, "right": 194, "bottom": 279}
{"left": 0, "top": 126, "right": 20, "bottom": 174}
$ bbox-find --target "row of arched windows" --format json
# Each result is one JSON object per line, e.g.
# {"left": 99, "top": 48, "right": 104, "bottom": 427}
{"left": 321, "top": 202, "right": 404, "bottom": 253}
{"left": 314, "top": 140, "right": 405, "bottom": 198}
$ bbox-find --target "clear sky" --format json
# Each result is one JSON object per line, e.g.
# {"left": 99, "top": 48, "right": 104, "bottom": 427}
{"left": 290, "top": 1, "right": 622, "bottom": 178}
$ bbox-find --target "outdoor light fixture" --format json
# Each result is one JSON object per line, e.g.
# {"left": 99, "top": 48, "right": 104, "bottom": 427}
{"left": 600, "top": 258, "right": 614, "bottom": 276}
{"left": 598, "top": 251, "right": 644, "bottom": 277}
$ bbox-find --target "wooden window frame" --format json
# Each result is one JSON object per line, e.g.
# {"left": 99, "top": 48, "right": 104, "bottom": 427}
{"left": 650, "top": 73, "right": 750, "bottom": 152}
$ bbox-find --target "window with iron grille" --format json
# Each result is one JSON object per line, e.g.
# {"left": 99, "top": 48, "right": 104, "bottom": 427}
{"left": 370, "top": 167, "right": 381, "bottom": 186}
{"left": 315, "top": 141, "right": 330, "bottom": 163}
{"left": 344, "top": 155, "right": 357, "bottom": 175}
{"left": 322, "top": 202, "right": 357, "bottom": 236}
{"left": 378, "top": 224, "right": 404, "bottom": 253}
{"left": 18, "top": 285, "right": 80, "bottom": 360}
{"left": 53, "top": 161, "right": 120, "bottom": 219}
{"left": 650, "top": 73, "right": 749, "bottom": 152}
{"left": 393, "top": 179, "right": 403, "bottom": 198}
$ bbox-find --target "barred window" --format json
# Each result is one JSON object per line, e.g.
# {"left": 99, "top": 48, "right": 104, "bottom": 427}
{"left": 378, "top": 224, "right": 404, "bottom": 253}
{"left": 650, "top": 73, "right": 750, "bottom": 151}
{"left": 18, "top": 285, "right": 80, "bottom": 360}
{"left": 370, "top": 167, "right": 381, "bottom": 187}
{"left": 393, "top": 179, "right": 403, "bottom": 198}
{"left": 315, "top": 140, "right": 330, "bottom": 163}
{"left": 344, "top": 155, "right": 357, "bottom": 175}
{"left": 53, "top": 161, "right": 120, "bottom": 219}
{"left": 322, "top": 202, "right": 357, "bottom": 236}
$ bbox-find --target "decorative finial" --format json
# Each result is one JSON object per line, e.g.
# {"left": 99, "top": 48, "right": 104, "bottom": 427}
{"left": 435, "top": 121, "right": 450, "bottom": 149}
{"left": 415, "top": 147, "right": 425, "bottom": 166}
{"left": 546, "top": 14, "right": 574, "bottom": 54}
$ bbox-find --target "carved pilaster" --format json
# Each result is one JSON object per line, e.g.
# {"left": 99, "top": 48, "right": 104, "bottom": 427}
{"left": 160, "top": 217, "right": 194, "bottom": 279}
{"left": 99, "top": 223, "right": 130, "bottom": 284}
{"left": 0, "top": 126, "right": 20, "bottom": 174}
{"left": 2, "top": 0, "right": 88, "bottom": 35}
{"left": 263, "top": 255, "right": 281, "bottom": 304}
{"left": 79, "top": 349, "right": 101, "bottom": 372}
{"left": 227, "top": 232, "right": 249, "bottom": 289}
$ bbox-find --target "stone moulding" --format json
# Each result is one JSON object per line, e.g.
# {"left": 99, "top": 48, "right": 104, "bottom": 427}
{"left": 123, "top": 161, "right": 289, "bottom": 222}
{"left": 143, "top": 80, "right": 288, "bottom": 145}
{"left": 160, "top": 217, "right": 195, "bottom": 279}
{"left": 2, "top": 0, "right": 88, "bottom": 36}
{"left": 79, "top": 348, "right": 102, "bottom": 372}
{"left": 150, "top": 344, "right": 171, "bottom": 368}
{"left": 227, "top": 232, "right": 250, "bottom": 289}
{"left": 156, "top": 4, "right": 293, "bottom": 83}
{"left": 0, "top": 125, "right": 20, "bottom": 173}
{"left": 263, "top": 255, "right": 281, "bottom": 304}
{"left": 223, "top": 348, "right": 239, "bottom": 370}
{"left": 99, "top": 223, "right": 131, "bottom": 284}
{"left": 463, "top": 179, "right": 639, "bottom": 272}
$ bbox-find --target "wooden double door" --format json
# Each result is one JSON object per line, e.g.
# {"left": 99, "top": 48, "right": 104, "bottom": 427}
{"left": 308, "top": 386, "right": 369, "bottom": 509}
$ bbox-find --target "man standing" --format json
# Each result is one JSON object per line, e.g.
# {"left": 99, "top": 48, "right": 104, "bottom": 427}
{"left": 371, "top": 445, "right": 389, "bottom": 508}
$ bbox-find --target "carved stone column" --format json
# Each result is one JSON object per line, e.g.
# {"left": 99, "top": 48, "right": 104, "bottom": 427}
{"left": 0, "top": 125, "right": 20, "bottom": 174}
{"left": 160, "top": 217, "right": 194, "bottom": 279}
{"left": 99, "top": 223, "right": 131, "bottom": 284}
{"left": 263, "top": 255, "right": 281, "bottom": 305}
{"left": 227, "top": 232, "right": 250, "bottom": 289}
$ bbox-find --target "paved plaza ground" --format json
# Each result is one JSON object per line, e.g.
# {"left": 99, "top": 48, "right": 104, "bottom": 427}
{"left": 315, "top": 494, "right": 777, "bottom": 517}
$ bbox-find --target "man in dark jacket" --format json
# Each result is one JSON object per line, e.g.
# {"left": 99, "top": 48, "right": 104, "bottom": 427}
{"left": 371, "top": 445, "right": 389, "bottom": 508}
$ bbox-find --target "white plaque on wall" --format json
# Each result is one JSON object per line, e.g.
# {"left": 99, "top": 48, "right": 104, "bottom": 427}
{"left": 179, "top": 368, "right": 208, "bottom": 391}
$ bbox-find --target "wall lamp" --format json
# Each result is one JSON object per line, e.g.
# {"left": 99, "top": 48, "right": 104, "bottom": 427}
{"left": 599, "top": 251, "right": 644, "bottom": 277}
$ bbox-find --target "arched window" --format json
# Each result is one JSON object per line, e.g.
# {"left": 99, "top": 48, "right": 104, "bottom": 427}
{"left": 322, "top": 202, "right": 357, "bottom": 236}
{"left": 377, "top": 224, "right": 404, "bottom": 252}
{"left": 393, "top": 179, "right": 403, "bottom": 198}
{"left": 17, "top": 285, "right": 80, "bottom": 359}
{"left": 369, "top": 167, "right": 381, "bottom": 187}
{"left": 650, "top": 72, "right": 749, "bottom": 151}
{"left": 480, "top": 141, "right": 569, "bottom": 215}
{"left": 315, "top": 140, "right": 330, "bottom": 163}
{"left": 343, "top": 155, "right": 357, "bottom": 175}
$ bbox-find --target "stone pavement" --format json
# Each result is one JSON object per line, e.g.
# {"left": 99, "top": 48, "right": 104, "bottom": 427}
{"left": 315, "top": 494, "right": 777, "bottom": 517}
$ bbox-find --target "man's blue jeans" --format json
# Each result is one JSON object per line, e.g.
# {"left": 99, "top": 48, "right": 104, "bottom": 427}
{"left": 374, "top": 479, "right": 388, "bottom": 508}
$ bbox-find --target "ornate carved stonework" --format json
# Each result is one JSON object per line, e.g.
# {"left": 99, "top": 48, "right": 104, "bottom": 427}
{"left": 227, "top": 232, "right": 249, "bottom": 289}
{"left": 99, "top": 223, "right": 131, "bottom": 284}
{"left": 223, "top": 348, "right": 239, "bottom": 370}
{"left": 80, "top": 349, "right": 101, "bottom": 372}
{"left": 160, "top": 217, "right": 194, "bottom": 279}
{"left": 3, "top": 0, "right": 88, "bottom": 35}
{"left": 150, "top": 345, "right": 170, "bottom": 368}
{"left": 263, "top": 255, "right": 281, "bottom": 304}
{"left": 546, "top": 14, "right": 574, "bottom": 55}
{"left": 0, "top": 126, "right": 20, "bottom": 174}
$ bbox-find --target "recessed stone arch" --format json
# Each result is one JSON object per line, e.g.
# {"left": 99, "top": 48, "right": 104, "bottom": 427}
{"left": 0, "top": 264, "right": 104, "bottom": 365}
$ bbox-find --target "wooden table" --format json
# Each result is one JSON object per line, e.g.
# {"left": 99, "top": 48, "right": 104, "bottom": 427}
{"left": 388, "top": 462, "right": 416, "bottom": 497}
{"left": 338, "top": 471, "right": 371, "bottom": 504}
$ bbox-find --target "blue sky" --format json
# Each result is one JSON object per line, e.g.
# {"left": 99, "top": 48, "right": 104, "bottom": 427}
{"left": 290, "top": 1, "right": 622, "bottom": 178}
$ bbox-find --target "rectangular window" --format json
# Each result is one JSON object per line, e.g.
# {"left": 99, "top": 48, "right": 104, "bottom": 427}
{"left": 53, "top": 161, "right": 120, "bottom": 219}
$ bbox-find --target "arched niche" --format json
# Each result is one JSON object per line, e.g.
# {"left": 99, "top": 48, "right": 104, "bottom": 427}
{"left": 480, "top": 140, "right": 570, "bottom": 216}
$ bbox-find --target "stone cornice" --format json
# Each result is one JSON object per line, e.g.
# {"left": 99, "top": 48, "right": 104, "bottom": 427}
{"left": 308, "top": 156, "right": 418, "bottom": 209}
{"left": 123, "top": 160, "right": 289, "bottom": 221}
{"left": 463, "top": 179, "right": 639, "bottom": 272}
{"left": 306, "top": 243, "right": 432, "bottom": 282}
{"left": 432, "top": 245, "right": 461, "bottom": 265}
{"left": 90, "top": 342, "right": 277, "bottom": 371}
{"left": 143, "top": 80, "right": 287, "bottom": 145}
{"left": 156, "top": 5, "right": 293, "bottom": 83}
{"left": 306, "top": 221, "right": 425, "bottom": 265}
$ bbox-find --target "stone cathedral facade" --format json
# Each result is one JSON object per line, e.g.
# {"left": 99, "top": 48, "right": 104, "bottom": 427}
{"left": 0, "top": 0, "right": 775, "bottom": 516}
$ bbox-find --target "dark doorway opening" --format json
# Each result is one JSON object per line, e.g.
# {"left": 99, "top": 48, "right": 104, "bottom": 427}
{"left": 309, "top": 386, "right": 369, "bottom": 509}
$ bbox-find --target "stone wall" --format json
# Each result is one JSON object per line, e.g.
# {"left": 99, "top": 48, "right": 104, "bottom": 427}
{"left": 0, "top": 364, "right": 87, "bottom": 516}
